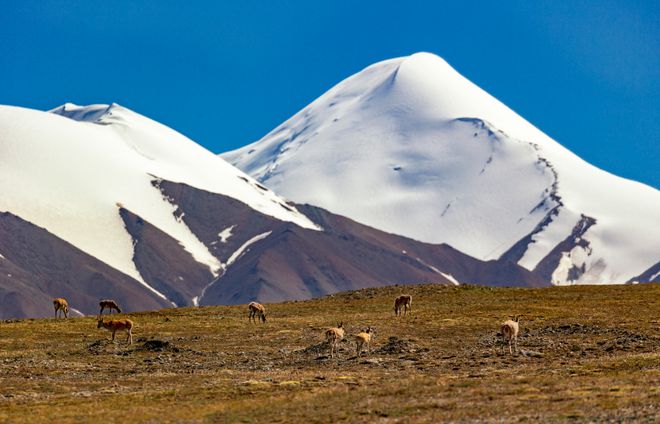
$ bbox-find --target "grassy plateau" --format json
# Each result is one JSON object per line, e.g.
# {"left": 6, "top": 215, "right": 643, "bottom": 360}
{"left": 0, "top": 283, "right": 658, "bottom": 423}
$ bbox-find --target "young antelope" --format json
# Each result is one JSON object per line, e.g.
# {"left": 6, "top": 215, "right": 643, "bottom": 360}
{"left": 248, "top": 301, "right": 267, "bottom": 323}
{"left": 99, "top": 299, "right": 121, "bottom": 315}
{"left": 325, "top": 322, "right": 345, "bottom": 358}
{"left": 394, "top": 295, "right": 412, "bottom": 317}
{"left": 501, "top": 315, "right": 520, "bottom": 354}
{"left": 97, "top": 318, "right": 134, "bottom": 345}
{"left": 53, "top": 298, "right": 69, "bottom": 318}
{"left": 355, "top": 327, "right": 373, "bottom": 357}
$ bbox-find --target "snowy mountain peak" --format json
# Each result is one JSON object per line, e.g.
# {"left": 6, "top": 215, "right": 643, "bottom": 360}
{"left": 223, "top": 53, "right": 660, "bottom": 285}
{"left": 385, "top": 52, "right": 471, "bottom": 118}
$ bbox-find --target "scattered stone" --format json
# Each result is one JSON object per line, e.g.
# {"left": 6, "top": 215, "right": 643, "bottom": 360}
{"left": 375, "top": 336, "right": 417, "bottom": 354}
{"left": 140, "top": 339, "right": 180, "bottom": 352}
{"left": 298, "top": 341, "right": 328, "bottom": 355}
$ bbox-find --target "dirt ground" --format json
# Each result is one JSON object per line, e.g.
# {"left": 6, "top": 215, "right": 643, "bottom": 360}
{"left": 1, "top": 283, "right": 658, "bottom": 423}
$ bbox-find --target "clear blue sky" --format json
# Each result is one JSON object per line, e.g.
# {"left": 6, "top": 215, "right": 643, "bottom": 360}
{"left": 1, "top": 1, "right": 658, "bottom": 188}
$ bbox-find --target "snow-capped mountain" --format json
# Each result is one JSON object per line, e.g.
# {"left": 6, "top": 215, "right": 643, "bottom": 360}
{"left": 1, "top": 103, "right": 317, "bottom": 281}
{"left": 0, "top": 103, "right": 316, "bottom": 316}
{"left": 222, "top": 52, "right": 660, "bottom": 285}
{"left": 0, "top": 102, "right": 542, "bottom": 318}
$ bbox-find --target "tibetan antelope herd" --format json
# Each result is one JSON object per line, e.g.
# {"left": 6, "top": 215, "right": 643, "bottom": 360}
{"left": 47, "top": 291, "right": 525, "bottom": 356}
{"left": 49, "top": 297, "right": 134, "bottom": 345}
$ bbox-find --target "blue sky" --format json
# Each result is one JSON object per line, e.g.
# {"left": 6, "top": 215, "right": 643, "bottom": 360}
{"left": 1, "top": 1, "right": 658, "bottom": 188}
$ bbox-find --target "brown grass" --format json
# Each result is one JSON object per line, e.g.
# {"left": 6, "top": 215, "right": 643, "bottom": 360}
{"left": 1, "top": 283, "right": 658, "bottom": 423}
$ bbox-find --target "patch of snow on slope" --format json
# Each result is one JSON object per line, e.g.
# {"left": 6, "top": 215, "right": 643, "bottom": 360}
{"left": 69, "top": 307, "right": 85, "bottom": 317}
{"left": 223, "top": 52, "right": 660, "bottom": 284}
{"left": 439, "top": 272, "right": 460, "bottom": 286}
{"left": 195, "top": 231, "right": 273, "bottom": 305}
{"left": 411, "top": 255, "right": 460, "bottom": 286}
{"left": 218, "top": 225, "right": 236, "bottom": 243}
{"left": 225, "top": 231, "right": 272, "bottom": 268}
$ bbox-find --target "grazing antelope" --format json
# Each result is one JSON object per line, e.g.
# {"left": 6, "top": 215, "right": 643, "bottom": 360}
{"left": 394, "top": 295, "right": 412, "bottom": 316}
{"left": 325, "top": 322, "right": 345, "bottom": 358}
{"left": 248, "top": 302, "right": 267, "bottom": 323}
{"left": 501, "top": 315, "right": 520, "bottom": 355}
{"left": 355, "top": 327, "right": 373, "bottom": 357}
{"left": 99, "top": 299, "right": 121, "bottom": 315}
{"left": 97, "top": 318, "right": 134, "bottom": 345}
{"left": 53, "top": 298, "right": 69, "bottom": 318}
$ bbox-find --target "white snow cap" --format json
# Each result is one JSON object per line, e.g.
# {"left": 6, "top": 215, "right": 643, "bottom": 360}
{"left": 223, "top": 52, "right": 660, "bottom": 285}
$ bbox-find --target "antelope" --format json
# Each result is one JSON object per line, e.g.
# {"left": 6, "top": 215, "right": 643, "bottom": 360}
{"left": 99, "top": 299, "right": 121, "bottom": 315}
{"left": 97, "top": 318, "right": 134, "bottom": 345}
{"left": 325, "top": 322, "right": 345, "bottom": 358}
{"left": 53, "top": 298, "right": 69, "bottom": 318}
{"left": 394, "top": 295, "right": 412, "bottom": 316}
{"left": 355, "top": 327, "right": 373, "bottom": 357}
{"left": 248, "top": 302, "right": 267, "bottom": 323}
{"left": 501, "top": 315, "right": 520, "bottom": 354}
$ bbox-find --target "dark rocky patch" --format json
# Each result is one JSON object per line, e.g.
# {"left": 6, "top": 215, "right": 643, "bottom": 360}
{"left": 374, "top": 337, "right": 418, "bottom": 355}
{"left": 139, "top": 339, "right": 181, "bottom": 352}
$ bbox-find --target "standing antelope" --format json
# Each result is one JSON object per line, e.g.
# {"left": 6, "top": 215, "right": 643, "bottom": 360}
{"left": 248, "top": 302, "right": 267, "bottom": 323}
{"left": 97, "top": 318, "right": 134, "bottom": 345}
{"left": 501, "top": 315, "right": 520, "bottom": 355}
{"left": 355, "top": 327, "right": 373, "bottom": 357}
{"left": 99, "top": 299, "right": 121, "bottom": 315}
{"left": 325, "top": 322, "right": 345, "bottom": 358}
{"left": 53, "top": 298, "right": 69, "bottom": 318}
{"left": 394, "top": 295, "right": 412, "bottom": 316}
